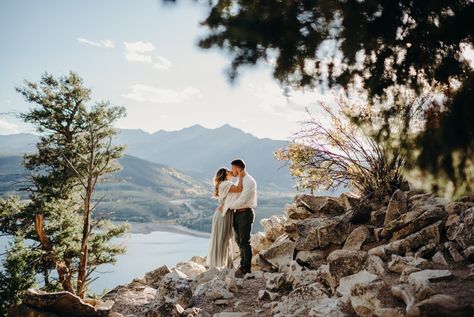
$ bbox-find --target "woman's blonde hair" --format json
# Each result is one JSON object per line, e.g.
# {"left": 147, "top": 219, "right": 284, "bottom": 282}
{"left": 213, "top": 167, "right": 228, "bottom": 198}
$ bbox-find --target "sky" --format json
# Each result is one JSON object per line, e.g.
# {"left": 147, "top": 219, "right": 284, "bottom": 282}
{"left": 0, "top": 0, "right": 335, "bottom": 140}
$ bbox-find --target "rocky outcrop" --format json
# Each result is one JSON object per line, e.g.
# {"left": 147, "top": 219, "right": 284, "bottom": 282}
{"left": 11, "top": 190, "right": 474, "bottom": 317}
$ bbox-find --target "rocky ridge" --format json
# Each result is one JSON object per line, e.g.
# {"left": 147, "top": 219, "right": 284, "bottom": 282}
{"left": 8, "top": 189, "right": 474, "bottom": 317}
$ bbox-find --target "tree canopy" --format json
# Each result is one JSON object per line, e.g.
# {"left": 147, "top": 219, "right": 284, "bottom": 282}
{"left": 165, "top": 0, "right": 474, "bottom": 195}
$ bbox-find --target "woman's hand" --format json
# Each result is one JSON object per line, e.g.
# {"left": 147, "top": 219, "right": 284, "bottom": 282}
{"left": 216, "top": 205, "right": 223, "bottom": 212}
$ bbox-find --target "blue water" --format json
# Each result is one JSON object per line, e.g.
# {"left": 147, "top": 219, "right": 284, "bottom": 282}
{"left": 0, "top": 230, "right": 210, "bottom": 295}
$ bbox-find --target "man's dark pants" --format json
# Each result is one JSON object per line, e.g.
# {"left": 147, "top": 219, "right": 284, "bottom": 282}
{"left": 232, "top": 208, "right": 255, "bottom": 272}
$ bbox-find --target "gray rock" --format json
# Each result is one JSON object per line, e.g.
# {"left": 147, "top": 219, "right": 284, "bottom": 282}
{"left": 384, "top": 189, "right": 408, "bottom": 225}
{"left": 343, "top": 226, "right": 369, "bottom": 251}
{"left": 260, "top": 215, "right": 286, "bottom": 241}
{"left": 446, "top": 207, "right": 474, "bottom": 249}
{"left": 416, "top": 294, "right": 474, "bottom": 316}
{"left": 385, "top": 220, "right": 442, "bottom": 255}
{"left": 294, "top": 195, "right": 345, "bottom": 217}
{"left": 432, "top": 251, "right": 449, "bottom": 266}
{"left": 327, "top": 250, "right": 368, "bottom": 282}
{"left": 144, "top": 265, "right": 172, "bottom": 288}
{"left": 295, "top": 250, "right": 326, "bottom": 269}
{"left": 336, "top": 270, "right": 379, "bottom": 297}
{"left": 260, "top": 234, "right": 294, "bottom": 270}
{"left": 387, "top": 255, "right": 430, "bottom": 274}
{"left": 295, "top": 216, "right": 351, "bottom": 251}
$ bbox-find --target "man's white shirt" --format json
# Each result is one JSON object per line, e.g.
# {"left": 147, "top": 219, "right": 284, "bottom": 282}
{"left": 228, "top": 173, "right": 257, "bottom": 210}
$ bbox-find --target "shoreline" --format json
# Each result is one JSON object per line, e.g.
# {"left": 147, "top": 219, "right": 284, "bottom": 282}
{"left": 111, "top": 220, "right": 211, "bottom": 239}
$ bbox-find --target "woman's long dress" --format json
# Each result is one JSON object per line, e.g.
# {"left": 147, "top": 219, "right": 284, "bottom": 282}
{"left": 206, "top": 180, "right": 239, "bottom": 268}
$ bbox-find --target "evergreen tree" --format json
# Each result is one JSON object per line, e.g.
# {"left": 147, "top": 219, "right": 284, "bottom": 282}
{"left": 0, "top": 71, "right": 129, "bottom": 301}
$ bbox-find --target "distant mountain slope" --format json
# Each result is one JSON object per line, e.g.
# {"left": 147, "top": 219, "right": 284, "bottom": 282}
{"left": 0, "top": 125, "right": 295, "bottom": 192}
{"left": 0, "top": 154, "right": 210, "bottom": 222}
{"left": 114, "top": 124, "right": 293, "bottom": 192}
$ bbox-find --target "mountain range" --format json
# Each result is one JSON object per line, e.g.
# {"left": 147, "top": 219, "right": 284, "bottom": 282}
{"left": 0, "top": 124, "right": 294, "bottom": 193}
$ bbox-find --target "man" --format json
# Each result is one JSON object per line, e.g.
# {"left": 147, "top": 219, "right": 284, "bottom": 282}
{"left": 227, "top": 158, "right": 257, "bottom": 277}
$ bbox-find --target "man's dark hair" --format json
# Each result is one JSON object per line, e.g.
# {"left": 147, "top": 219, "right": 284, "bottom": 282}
{"left": 231, "top": 159, "right": 246, "bottom": 169}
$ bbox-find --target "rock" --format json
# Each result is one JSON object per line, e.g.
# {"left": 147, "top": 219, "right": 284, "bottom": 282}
{"left": 285, "top": 203, "right": 313, "bottom": 220}
{"left": 384, "top": 189, "right": 408, "bottom": 225}
{"left": 336, "top": 270, "right": 379, "bottom": 297}
{"left": 446, "top": 201, "right": 474, "bottom": 215}
{"left": 327, "top": 250, "right": 368, "bottom": 281}
{"left": 212, "top": 313, "right": 249, "bottom": 317}
{"left": 295, "top": 216, "right": 351, "bottom": 251}
{"left": 382, "top": 202, "right": 446, "bottom": 240}
{"left": 385, "top": 220, "right": 442, "bottom": 255}
{"left": 258, "top": 289, "right": 279, "bottom": 301}
{"left": 407, "top": 269, "right": 452, "bottom": 291}
{"left": 463, "top": 246, "right": 474, "bottom": 262}
{"left": 432, "top": 251, "right": 449, "bottom": 266}
{"left": 183, "top": 307, "right": 201, "bottom": 316}
{"left": 264, "top": 272, "right": 291, "bottom": 291}
{"left": 446, "top": 242, "right": 464, "bottom": 262}
{"left": 260, "top": 215, "right": 286, "bottom": 241}
{"left": 104, "top": 282, "right": 157, "bottom": 316}
{"left": 446, "top": 207, "right": 474, "bottom": 249}
{"left": 190, "top": 256, "right": 207, "bottom": 266}
{"left": 343, "top": 226, "right": 369, "bottom": 251}
{"left": 349, "top": 282, "right": 384, "bottom": 317}
{"left": 250, "top": 232, "right": 272, "bottom": 255}
{"left": 370, "top": 208, "right": 386, "bottom": 227}
{"left": 414, "top": 243, "right": 437, "bottom": 259}
{"left": 295, "top": 250, "right": 326, "bottom": 269}
{"left": 194, "top": 277, "right": 234, "bottom": 300}
{"left": 294, "top": 194, "right": 345, "bottom": 217}
{"left": 367, "top": 255, "right": 386, "bottom": 276}
{"left": 7, "top": 304, "right": 61, "bottom": 317}
{"left": 288, "top": 270, "right": 322, "bottom": 289}
{"left": 176, "top": 261, "right": 206, "bottom": 279}
{"left": 259, "top": 234, "right": 294, "bottom": 270}
{"left": 283, "top": 218, "right": 300, "bottom": 240}
{"left": 147, "top": 302, "right": 184, "bottom": 317}
{"left": 387, "top": 255, "right": 430, "bottom": 274}
{"left": 272, "top": 283, "right": 344, "bottom": 316}
{"left": 22, "top": 288, "right": 107, "bottom": 317}
{"left": 214, "top": 299, "right": 230, "bottom": 306}
{"left": 391, "top": 284, "right": 420, "bottom": 317}
{"left": 144, "top": 265, "right": 172, "bottom": 288}
{"left": 156, "top": 269, "right": 192, "bottom": 306}
{"left": 416, "top": 294, "right": 474, "bottom": 316}
{"left": 340, "top": 192, "right": 361, "bottom": 212}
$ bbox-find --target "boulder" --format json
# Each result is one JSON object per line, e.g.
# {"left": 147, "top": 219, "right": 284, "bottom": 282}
{"left": 156, "top": 269, "right": 192, "bottom": 306}
{"left": 336, "top": 270, "right": 379, "bottom": 297}
{"left": 250, "top": 232, "right": 273, "bottom": 255}
{"left": 194, "top": 277, "right": 234, "bottom": 300}
{"left": 385, "top": 220, "right": 442, "bottom": 255}
{"left": 295, "top": 216, "right": 351, "bottom": 251}
{"left": 190, "top": 256, "right": 207, "bottom": 266}
{"left": 146, "top": 302, "right": 184, "bottom": 317}
{"left": 7, "top": 304, "right": 61, "bottom": 317}
{"left": 407, "top": 269, "right": 452, "bottom": 291}
{"left": 22, "top": 288, "right": 107, "bottom": 317}
{"left": 294, "top": 195, "right": 345, "bottom": 217}
{"left": 264, "top": 272, "right": 291, "bottom": 291}
{"left": 144, "top": 265, "right": 172, "bottom": 288}
{"left": 104, "top": 282, "right": 157, "bottom": 316}
{"left": 175, "top": 261, "right": 206, "bottom": 279}
{"left": 388, "top": 204, "right": 447, "bottom": 241}
{"left": 446, "top": 207, "right": 474, "bottom": 249}
{"left": 415, "top": 294, "right": 474, "bottom": 316}
{"left": 387, "top": 255, "right": 430, "bottom": 274}
{"left": 259, "top": 234, "right": 294, "bottom": 270}
{"left": 260, "top": 215, "right": 286, "bottom": 241}
{"left": 285, "top": 203, "right": 313, "bottom": 220}
{"left": 343, "top": 226, "right": 369, "bottom": 251}
{"left": 384, "top": 189, "right": 408, "bottom": 225}
{"left": 295, "top": 250, "right": 326, "bottom": 269}
{"left": 327, "top": 250, "right": 368, "bottom": 281}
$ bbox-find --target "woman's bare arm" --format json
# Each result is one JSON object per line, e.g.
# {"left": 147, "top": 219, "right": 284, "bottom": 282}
{"left": 228, "top": 173, "right": 244, "bottom": 193}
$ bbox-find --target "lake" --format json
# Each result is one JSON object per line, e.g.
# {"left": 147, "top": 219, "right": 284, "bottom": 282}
{"left": 0, "top": 228, "right": 210, "bottom": 295}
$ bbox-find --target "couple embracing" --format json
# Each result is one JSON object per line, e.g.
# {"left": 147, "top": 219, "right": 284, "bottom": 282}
{"left": 206, "top": 159, "right": 257, "bottom": 278}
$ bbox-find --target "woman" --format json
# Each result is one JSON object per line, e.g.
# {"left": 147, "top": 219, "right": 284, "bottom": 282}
{"left": 206, "top": 167, "right": 244, "bottom": 268}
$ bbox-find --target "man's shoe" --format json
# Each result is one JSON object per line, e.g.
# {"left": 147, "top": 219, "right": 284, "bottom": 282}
{"left": 234, "top": 267, "right": 244, "bottom": 278}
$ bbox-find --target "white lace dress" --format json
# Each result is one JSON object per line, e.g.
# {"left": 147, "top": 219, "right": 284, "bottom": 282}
{"left": 206, "top": 180, "right": 239, "bottom": 268}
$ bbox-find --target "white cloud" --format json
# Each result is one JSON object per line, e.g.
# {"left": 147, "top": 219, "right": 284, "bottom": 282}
{"left": 77, "top": 37, "right": 115, "bottom": 48}
{"left": 0, "top": 118, "right": 19, "bottom": 134}
{"left": 122, "top": 84, "right": 203, "bottom": 103}
{"left": 153, "top": 56, "right": 172, "bottom": 70}
{"left": 123, "top": 41, "right": 172, "bottom": 70}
